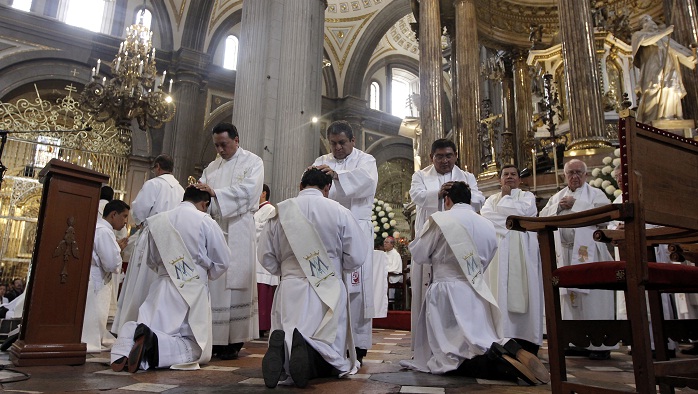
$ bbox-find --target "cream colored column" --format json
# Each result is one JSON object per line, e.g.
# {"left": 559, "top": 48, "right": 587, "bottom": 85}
{"left": 665, "top": 0, "right": 698, "bottom": 121}
{"left": 558, "top": 0, "right": 609, "bottom": 150}
{"left": 417, "top": 0, "right": 444, "bottom": 169}
{"left": 233, "top": 0, "right": 325, "bottom": 201}
{"left": 453, "top": 0, "right": 480, "bottom": 175}
{"left": 513, "top": 52, "right": 534, "bottom": 167}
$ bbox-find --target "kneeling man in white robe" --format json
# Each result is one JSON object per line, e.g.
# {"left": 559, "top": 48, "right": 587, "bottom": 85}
{"left": 258, "top": 168, "right": 368, "bottom": 388}
{"left": 400, "top": 182, "right": 549, "bottom": 385}
{"left": 110, "top": 186, "right": 230, "bottom": 372}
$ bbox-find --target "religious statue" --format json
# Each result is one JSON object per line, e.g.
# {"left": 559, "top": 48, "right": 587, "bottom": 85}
{"left": 529, "top": 24, "right": 544, "bottom": 50}
{"left": 631, "top": 15, "right": 697, "bottom": 123}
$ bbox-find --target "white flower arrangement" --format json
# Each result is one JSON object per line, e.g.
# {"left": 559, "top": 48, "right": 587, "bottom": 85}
{"left": 372, "top": 199, "right": 398, "bottom": 247}
{"left": 588, "top": 148, "right": 621, "bottom": 201}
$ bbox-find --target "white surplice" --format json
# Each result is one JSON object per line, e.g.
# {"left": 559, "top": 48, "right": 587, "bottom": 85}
{"left": 112, "top": 174, "right": 185, "bottom": 334}
{"left": 401, "top": 204, "right": 500, "bottom": 373}
{"left": 481, "top": 189, "right": 543, "bottom": 346}
{"left": 540, "top": 183, "right": 616, "bottom": 351}
{"left": 255, "top": 202, "right": 279, "bottom": 287}
{"left": 82, "top": 217, "right": 122, "bottom": 353}
{"left": 111, "top": 202, "right": 230, "bottom": 369}
{"left": 408, "top": 164, "right": 485, "bottom": 348}
{"left": 313, "top": 148, "right": 377, "bottom": 350}
{"left": 372, "top": 250, "right": 388, "bottom": 318}
{"left": 201, "top": 148, "right": 264, "bottom": 345}
{"left": 258, "top": 188, "right": 367, "bottom": 375}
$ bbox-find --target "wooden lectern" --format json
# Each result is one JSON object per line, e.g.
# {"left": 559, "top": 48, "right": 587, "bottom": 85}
{"left": 10, "top": 159, "right": 108, "bottom": 366}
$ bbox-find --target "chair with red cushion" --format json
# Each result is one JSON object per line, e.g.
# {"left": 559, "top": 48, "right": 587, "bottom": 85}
{"left": 507, "top": 116, "right": 698, "bottom": 394}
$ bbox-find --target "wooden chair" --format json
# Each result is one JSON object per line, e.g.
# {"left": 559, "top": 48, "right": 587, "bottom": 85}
{"left": 507, "top": 117, "right": 698, "bottom": 393}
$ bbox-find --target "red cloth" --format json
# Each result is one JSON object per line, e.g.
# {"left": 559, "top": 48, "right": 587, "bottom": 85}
{"left": 257, "top": 283, "right": 277, "bottom": 331}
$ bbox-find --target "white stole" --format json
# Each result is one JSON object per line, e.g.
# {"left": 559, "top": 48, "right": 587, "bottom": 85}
{"left": 147, "top": 213, "right": 212, "bottom": 369}
{"left": 278, "top": 199, "right": 341, "bottom": 344}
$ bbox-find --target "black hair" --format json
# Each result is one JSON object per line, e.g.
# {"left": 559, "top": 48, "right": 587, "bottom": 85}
{"left": 498, "top": 164, "right": 520, "bottom": 178}
{"left": 301, "top": 168, "right": 333, "bottom": 189}
{"left": 100, "top": 185, "right": 114, "bottom": 201}
{"left": 103, "top": 200, "right": 130, "bottom": 218}
{"left": 446, "top": 181, "right": 471, "bottom": 205}
{"left": 212, "top": 122, "right": 239, "bottom": 139}
{"left": 326, "top": 120, "right": 354, "bottom": 140}
{"left": 431, "top": 138, "right": 457, "bottom": 155}
{"left": 153, "top": 154, "right": 175, "bottom": 172}
{"left": 183, "top": 185, "right": 212, "bottom": 204}
{"left": 262, "top": 183, "right": 271, "bottom": 201}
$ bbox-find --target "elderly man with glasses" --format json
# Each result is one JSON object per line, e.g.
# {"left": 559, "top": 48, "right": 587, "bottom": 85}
{"left": 539, "top": 159, "right": 618, "bottom": 360}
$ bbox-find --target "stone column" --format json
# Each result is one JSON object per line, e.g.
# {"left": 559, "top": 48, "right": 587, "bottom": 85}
{"left": 417, "top": 0, "right": 444, "bottom": 169}
{"left": 453, "top": 0, "right": 480, "bottom": 175}
{"left": 162, "top": 49, "right": 209, "bottom": 184}
{"left": 513, "top": 52, "right": 534, "bottom": 167}
{"left": 558, "top": 0, "right": 609, "bottom": 150}
{"left": 665, "top": 0, "right": 698, "bottom": 121}
{"left": 233, "top": 0, "right": 325, "bottom": 202}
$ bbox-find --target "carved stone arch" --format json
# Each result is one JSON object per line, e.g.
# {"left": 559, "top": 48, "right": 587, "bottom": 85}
{"left": 362, "top": 54, "right": 419, "bottom": 99}
{"left": 366, "top": 136, "right": 414, "bottom": 167}
{"left": 342, "top": 1, "right": 412, "bottom": 97}
{"left": 147, "top": 0, "right": 175, "bottom": 51}
{"left": 323, "top": 49, "right": 338, "bottom": 98}
{"left": 0, "top": 54, "right": 92, "bottom": 99}
{"left": 181, "top": 0, "right": 215, "bottom": 51}
{"left": 206, "top": 10, "right": 243, "bottom": 56}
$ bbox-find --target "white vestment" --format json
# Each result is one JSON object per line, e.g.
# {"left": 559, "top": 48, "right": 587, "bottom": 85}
{"left": 255, "top": 202, "right": 279, "bottom": 286}
{"left": 112, "top": 174, "right": 184, "bottom": 333}
{"left": 401, "top": 204, "right": 501, "bottom": 373}
{"left": 372, "top": 250, "right": 388, "bottom": 318}
{"left": 82, "top": 217, "right": 121, "bottom": 353}
{"left": 408, "top": 164, "right": 485, "bottom": 347}
{"left": 481, "top": 189, "right": 543, "bottom": 346}
{"left": 540, "top": 183, "right": 617, "bottom": 351}
{"left": 111, "top": 202, "right": 230, "bottom": 369}
{"left": 201, "top": 148, "right": 264, "bottom": 345}
{"left": 313, "top": 148, "right": 377, "bottom": 349}
{"left": 258, "top": 188, "right": 367, "bottom": 376}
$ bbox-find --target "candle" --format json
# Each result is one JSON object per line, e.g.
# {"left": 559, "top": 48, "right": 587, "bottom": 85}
{"left": 161, "top": 70, "right": 166, "bottom": 88}
{"left": 169, "top": 78, "right": 173, "bottom": 93}
{"left": 96, "top": 59, "right": 101, "bottom": 75}
{"left": 552, "top": 143, "right": 560, "bottom": 189}
{"left": 91, "top": 67, "right": 95, "bottom": 77}
{"left": 139, "top": 61, "right": 143, "bottom": 74}
{"left": 116, "top": 56, "right": 121, "bottom": 72}
{"left": 102, "top": 77, "right": 106, "bottom": 85}
{"left": 532, "top": 148, "right": 537, "bottom": 191}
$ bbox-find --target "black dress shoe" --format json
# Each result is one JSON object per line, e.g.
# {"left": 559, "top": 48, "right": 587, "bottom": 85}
{"left": 128, "top": 323, "right": 158, "bottom": 373}
{"left": 289, "top": 329, "right": 311, "bottom": 388}
{"left": 490, "top": 341, "right": 549, "bottom": 384}
{"left": 220, "top": 343, "right": 242, "bottom": 360}
{"left": 588, "top": 350, "right": 611, "bottom": 360}
{"left": 262, "top": 330, "right": 286, "bottom": 388}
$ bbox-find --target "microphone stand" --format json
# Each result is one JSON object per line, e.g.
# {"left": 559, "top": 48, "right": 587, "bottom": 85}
{"left": 0, "top": 127, "right": 93, "bottom": 189}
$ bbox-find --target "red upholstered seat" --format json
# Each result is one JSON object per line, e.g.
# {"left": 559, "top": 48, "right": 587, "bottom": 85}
{"left": 552, "top": 261, "right": 698, "bottom": 292}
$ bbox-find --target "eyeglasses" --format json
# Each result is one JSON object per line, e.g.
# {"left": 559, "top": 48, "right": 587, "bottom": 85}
{"left": 433, "top": 153, "right": 455, "bottom": 161}
{"left": 565, "top": 170, "right": 585, "bottom": 177}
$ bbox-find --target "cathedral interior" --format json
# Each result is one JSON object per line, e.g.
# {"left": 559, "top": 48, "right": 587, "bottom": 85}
{"left": 0, "top": 0, "right": 694, "bottom": 282}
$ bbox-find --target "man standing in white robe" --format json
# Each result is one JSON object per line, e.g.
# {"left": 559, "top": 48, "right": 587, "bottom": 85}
{"left": 401, "top": 182, "right": 548, "bottom": 385}
{"left": 258, "top": 168, "right": 367, "bottom": 388}
{"left": 83, "top": 200, "right": 129, "bottom": 353}
{"left": 409, "top": 138, "right": 485, "bottom": 347}
{"left": 113, "top": 154, "right": 185, "bottom": 334}
{"left": 540, "top": 159, "right": 617, "bottom": 360}
{"left": 110, "top": 187, "right": 230, "bottom": 372}
{"left": 255, "top": 184, "right": 278, "bottom": 338}
{"left": 197, "top": 122, "right": 264, "bottom": 360}
{"left": 481, "top": 164, "right": 543, "bottom": 355}
{"left": 312, "top": 120, "right": 377, "bottom": 363}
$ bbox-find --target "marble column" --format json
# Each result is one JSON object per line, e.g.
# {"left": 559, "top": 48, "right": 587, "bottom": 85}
{"left": 557, "top": 0, "right": 609, "bottom": 150}
{"left": 162, "top": 49, "right": 209, "bottom": 184}
{"left": 417, "top": 0, "right": 444, "bottom": 169}
{"left": 233, "top": 0, "right": 325, "bottom": 202}
{"left": 513, "top": 52, "right": 534, "bottom": 167}
{"left": 664, "top": 0, "right": 698, "bottom": 122}
{"left": 454, "top": 0, "right": 480, "bottom": 175}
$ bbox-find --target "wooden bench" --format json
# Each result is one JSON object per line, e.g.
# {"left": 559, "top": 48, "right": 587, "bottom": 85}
{"left": 507, "top": 116, "right": 698, "bottom": 393}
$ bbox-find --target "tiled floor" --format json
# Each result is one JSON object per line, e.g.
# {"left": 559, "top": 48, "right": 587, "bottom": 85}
{"left": 0, "top": 329, "right": 696, "bottom": 393}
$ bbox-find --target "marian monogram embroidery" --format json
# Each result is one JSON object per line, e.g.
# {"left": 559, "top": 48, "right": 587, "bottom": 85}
{"left": 463, "top": 251, "right": 482, "bottom": 284}
{"left": 171, "top": 255, "right": 199, "bottom": 287}
{"left": 304, "top": 250, "right": 335, "bottom": 287}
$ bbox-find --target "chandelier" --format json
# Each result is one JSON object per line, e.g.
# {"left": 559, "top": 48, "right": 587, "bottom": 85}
{"left": 79, "top": 12, "right": 175, "bottom": 146}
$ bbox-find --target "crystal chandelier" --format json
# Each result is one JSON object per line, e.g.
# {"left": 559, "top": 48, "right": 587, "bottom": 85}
{"left": 79, "top": 12, "right": 175, "bottom": 146}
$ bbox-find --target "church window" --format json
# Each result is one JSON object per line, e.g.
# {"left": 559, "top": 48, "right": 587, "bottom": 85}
{"left": 370, "top": 81, "right": 381, "bottom": 110}
{"left": 223, "top": 35, "right": 239, "bottom": 70}
{"left": 65, "top": 0, "right": 105, "bottom": 33}
{"left": 135, "top": 8, "right": 152, "bottom": 30}
{"left": 391, "top": 68, "right": 418, "bottom": 119}
{"left": 11, "top": 0, "right": 32, "bottom": 12}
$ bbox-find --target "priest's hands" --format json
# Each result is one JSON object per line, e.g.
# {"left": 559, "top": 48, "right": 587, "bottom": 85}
{"left": 194, "top": 182, "right": 216, "bottom": 197}
{"left": 559, "top": 196, "right": 575, "bottom": 211}
{"left": 311, "top": 164, "right": 338, "bottom": 180}
{"left": 438, "top": 181, "right": 455, "bottom": 198}
{"left": 501, "top": 185, "right": 512, "bottom": 196}
{"left": 117, "top": 237, "right": 129, "bottom": 251}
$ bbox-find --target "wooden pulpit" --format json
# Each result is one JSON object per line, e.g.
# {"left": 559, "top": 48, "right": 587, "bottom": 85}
{"left": 10, "top": 159, "right": 108, "bottom": 366}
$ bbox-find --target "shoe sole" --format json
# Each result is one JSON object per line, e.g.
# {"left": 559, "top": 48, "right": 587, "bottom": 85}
{"left": 289, "top": 330, "right": 310, "bottom": 388}
{"left": 128, "top": 334, "right": 147, "bottom": 373}
{"left": 111, "top": 356, "right": 127, "bottom": 372}
{"left": 262, "top": 331, "right": 285, "bottom": 388}
{"left": 514, "top": 349, "right": 550, "bottom": 384}
{"left": 500, "top": 354, "right": 538, "bottom": 385}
